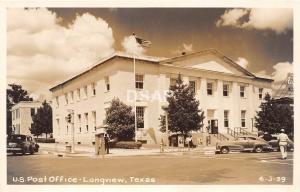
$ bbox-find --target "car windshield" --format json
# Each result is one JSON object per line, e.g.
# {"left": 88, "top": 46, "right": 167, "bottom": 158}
{"left": 8, "top": 135, "right": 26, "bottom": 142}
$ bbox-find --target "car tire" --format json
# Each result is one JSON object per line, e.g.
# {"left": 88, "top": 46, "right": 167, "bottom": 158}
{"left": 255, "top": 146, "right": 263, "bottom": 153}
{"left": 29, "top": 147, "right": 34, "bottom": 155}
{"left": 220, "top": 147, "right": 229, "bottom": 154}
{"left": 21, "top": 147, "right": 26, "bottom": 155}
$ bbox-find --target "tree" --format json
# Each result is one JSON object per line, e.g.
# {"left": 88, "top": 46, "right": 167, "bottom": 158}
{"left": 159, "top": 74, "right": 205, "bottom": 135}
{"left": 7, "top": 84, "right": 33, "bottom": 135}
{"left": 255, "top": 93, "right": 294, "bottom": 139}
{"left": 105, "top": 98, "right": 142, "bottom": 141}
{"left": 31, "top": 101, "right": 53, "bottom": 138}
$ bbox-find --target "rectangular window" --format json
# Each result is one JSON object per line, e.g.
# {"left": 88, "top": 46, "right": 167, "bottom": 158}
{"left": 55, "top": 96, "right": 59, "bottom": 107}
{"left": 207, "top": 82, "right": 213, "bottom": 95}
{"left": 136, "top": 107, "right": 144, "bottom": 128}
{"left": 92, "top": 83, "right": 96, "bottom": 96}
{"left": 224, "top": 110, "right": 229, "bottom": 128}
{"left": 77, "top": 88, "right": 81, "bottom": 101}
{"left": 30, "top": 108, "right": 35, "bottom": 116}
{"left": 105, "top": 76, "right": 110, "bottom": 91}
{"left": 84, "top": 113, "right": 89, "bottom": 132}
{"left": 189, "top": 81, "right": 196, "bottom": 94}
{"left": 223, "top": 84, "right": 229, "bottom": 96}
{"left": 56, "top": 118, "right": 60, "bottom": 135}
{"left": 84, "top": 86, "right": 88, "bottom": 98}
{"left": 92, "top": 111, "right": 96, "bottom": 131}
{"left": 65, "top": 93, "right": 68, "bottom": 104}
{"left": 16, "top": 109, "right": 20, "bottom": 119}
{"left": 240, "top": 86, "right": 245, "bottom": 98}
{"left": 135, "top": 74, "right": 144, "bottom": 89}
{"left": 259, "top": 88, "right": 263, "bottom": 99}
{"left": 241, "top": 110, "right": 246, "bottom": 128}
{"left": 70, "top": 91, "right": 74, "bottom": 103}
{"left": 77, "top": 114, "right": 81, "bottom": 133}
{"left": 170, "top": 78, "right": 177, "bottom": 86}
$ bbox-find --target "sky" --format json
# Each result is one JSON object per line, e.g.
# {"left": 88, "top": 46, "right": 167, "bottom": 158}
{"left": 7, "top": 8, "right": 293, "bottom": 100}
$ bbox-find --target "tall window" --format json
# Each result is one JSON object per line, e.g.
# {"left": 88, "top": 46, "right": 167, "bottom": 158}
{"left": 55, "top": 96, "right": 59, "bottom": 107}
{"left": 240, "top": 86, "right": 245, "bottom": 98}
{"left": 84, "top": 113, "right": 89, "bottom": 132}
{"left": 92, "top": 111, "right": 96, "bottom": 131}
{"left": 189, "top": 81, "right": 196, "bottom": 94}
{"left": 224, "top": 110, "right": 229, "bottom": 128}
{"left": 77, "top": 88, "right": 81, "bottom": 101}
{"left": 92, "top": 83, "right": 96, "bottom": 96}
{"left": 259, "top": 88, "right": 263, "bottom": 99}
{"left": 31, "top": 108, "right": 35, "bottom": 116}
{"left": 207, "top": 82, "right": 213, "bottom": 95}
{"left": 65, "top": 93, "right": 68, "bottom": 104}
{"left": 105, "top": 76, "right": 110, "bottom": 91}
{"left": 16, "top": 109, "right": 20, "bottom": 119}
{"left": 77, "top": 114, "right": 81, "bottom": 133}
{"left": 223, "top": 84, "right": 229, "bottom": 96}
{"left": 135, "top": 74, "right": 144, "bottom": 89}
{"left": 70, "top": 91, "right": 74, "bottom": 103}
{"left": 136, "top": 107, "right": 144, "bottom": 128}
{"left": 241, "top": 110, "right": 246, "bottom": 128}
{"left": 84, "top": 86, "right": 88, "bottom": 98}
{"left": 56, "top": 118, "right": 60, "bottom": 135}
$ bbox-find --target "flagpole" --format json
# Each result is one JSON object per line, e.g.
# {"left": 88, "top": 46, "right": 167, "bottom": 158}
{"left": 133, "top": 36, "right": 137, "bottom": 142}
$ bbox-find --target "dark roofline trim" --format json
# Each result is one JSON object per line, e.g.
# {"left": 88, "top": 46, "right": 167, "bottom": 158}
{"left": 49, "top": 55, "right": 159, "bottom": 92}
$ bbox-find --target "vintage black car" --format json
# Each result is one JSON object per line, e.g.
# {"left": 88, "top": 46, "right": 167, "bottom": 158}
{"left": 7, "top": 134, "right": 39, "bottom": 155}
{"left": 216, "top": 136, "right": 272, "bottom": 154}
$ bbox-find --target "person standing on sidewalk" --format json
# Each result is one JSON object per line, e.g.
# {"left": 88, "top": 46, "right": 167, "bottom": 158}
{"left": 104, "top": 134, "right": 109, "bottom": 154}
{"left": 278, "top": 129, "right": 290, "bottom": 160}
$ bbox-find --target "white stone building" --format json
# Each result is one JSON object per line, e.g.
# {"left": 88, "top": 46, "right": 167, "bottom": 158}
{"left": 11, "top": 101, "right": 42, "bottom": 135}
{"left": 49, "top": 49, "right": 273, "bottom": 145}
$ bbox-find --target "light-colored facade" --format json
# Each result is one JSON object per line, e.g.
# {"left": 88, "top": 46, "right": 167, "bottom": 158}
{"left": 11, "top": 101, "right": 42, "bottom": 135}
{"left": 50, "top": 49, "right": 273, "bottom": 145}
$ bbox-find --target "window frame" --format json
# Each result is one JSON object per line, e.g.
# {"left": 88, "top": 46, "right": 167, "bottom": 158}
{"left": 223, "top": 84, "right": 229, "bottom": 97}
{"left": 135, "top": 74, "right": 144, "bottom": 90}
{"left": 189, "top": 80, "right": 196, "bottom": 94}
{"left": 207, "top": 82, "right": 213, "bottom": 95}
{"left": 136, "top": 107, "right": 145, "bottom": 129}
{"left": 224, "top": 110, "right": 229, "bottom": 128}
{"left": 259, "top": 88, "right": 263, "bottom": 100}
{"left": 105, "top": 76, "right": 110, "bottom": 92}
{"left": 241, "top": 110, "right": 246, "bottom": 128}
{"left": 240, "top": 86, "right": 245, "bottom": 98}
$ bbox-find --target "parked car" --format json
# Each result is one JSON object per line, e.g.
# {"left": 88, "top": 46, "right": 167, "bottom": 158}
{"left": 267, "top": 134, "right": 294, "bottom": 152}
{"left": 7, "top": 134, "right": 39, "bottom": 155}
{"left": 216, "top": 136, "right": 272, "bottom": 154}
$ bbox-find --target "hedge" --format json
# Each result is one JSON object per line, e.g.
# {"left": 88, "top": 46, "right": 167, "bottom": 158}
{"left": 114, "top": 141, "right": 142, "bottom": 149}
{"left": 35, "top": 138, "right": 55, "bottom": 143}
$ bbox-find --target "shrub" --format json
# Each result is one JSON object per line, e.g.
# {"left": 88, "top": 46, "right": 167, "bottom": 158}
{"left": 35, "top": 138, "right": 55, "bottom": 143}
{"left": 114, "top": 141, "right": 142, "bottom": 149}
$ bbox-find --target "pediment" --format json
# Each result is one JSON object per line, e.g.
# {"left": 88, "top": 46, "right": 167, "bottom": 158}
{"left": 162, "top": 50, "right": 254, "bottom": 77}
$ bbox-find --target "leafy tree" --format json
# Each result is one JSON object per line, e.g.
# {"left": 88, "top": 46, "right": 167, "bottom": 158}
{"left": 105, "top": 98, "right": 142, "bottom": 141}
{"left": 7, "top": 84, "right": 33, "bottom": 135}
{"left": 255, "top": 93, "right": 294, "bottom": 139}
{"left": 159, "top": 74, "right": 205, "bottom": 135}
{"left": 31, "top": 101, "right": 53, "bottom": 138}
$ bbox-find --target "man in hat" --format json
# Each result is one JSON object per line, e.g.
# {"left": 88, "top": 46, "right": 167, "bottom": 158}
{"left": 278, "top": 129, "right": 291, "bottom": 159}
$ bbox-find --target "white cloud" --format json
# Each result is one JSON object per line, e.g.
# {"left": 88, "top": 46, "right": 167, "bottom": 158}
{"left": 7, "top": 8, "right": 115, "bottom": 100}
{"left": 121, "top": 35, "right": 146, "bottom": 56}
{"left": 216, "top": 8, "right": 293, "bottom": 34}
{"left": 272, "top": 62, "right": 293, "bottom": 83}
{"left": 235, "top": 57, "right": 249, "bottom": 69}
{"left": 172, "top": 43, "right": 194, "bottom": 55}
{"left": 216, "top": 9, "right": 248, "bottom": 27}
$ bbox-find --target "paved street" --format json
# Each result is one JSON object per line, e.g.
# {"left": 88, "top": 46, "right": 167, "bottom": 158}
{"left": 7, "top": 151, "right": 293, "bottom": 185}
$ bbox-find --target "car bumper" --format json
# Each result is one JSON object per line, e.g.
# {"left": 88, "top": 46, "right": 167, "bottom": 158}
{"left": 7, "top": 148, "right": 22, "bottom": 153}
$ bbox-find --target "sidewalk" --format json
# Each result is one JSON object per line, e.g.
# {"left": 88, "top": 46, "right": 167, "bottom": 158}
{"left": 38, "top": 143, "right": 216, "bottom": 158}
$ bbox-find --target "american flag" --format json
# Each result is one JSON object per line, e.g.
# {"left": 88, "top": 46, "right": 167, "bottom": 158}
{"left": 133, "top": 33, "right": 151, "bottom": 48}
